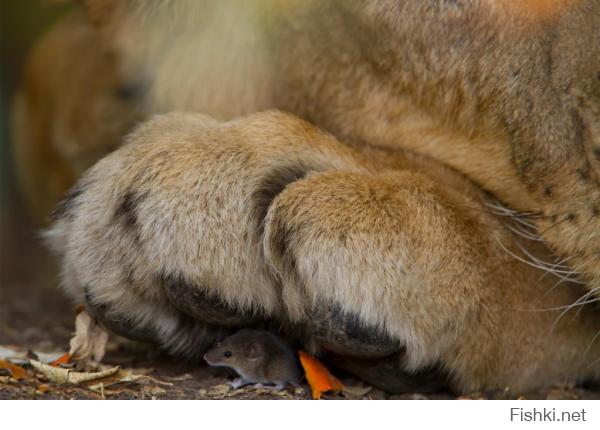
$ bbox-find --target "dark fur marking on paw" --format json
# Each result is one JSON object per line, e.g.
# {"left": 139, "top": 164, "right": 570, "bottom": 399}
{"left": 311, "top": 303, "right": 402, "bottom": 359}
{"left": 251, "top": 163, "right": 314, "bottom": 238}
{"left": 83, "top": 287, "right": 157, "bottom": 344}
{"left": 594, "top": 148, "right": 600, "bottom": 162}
{"left": 114, "top": 189, "right": 147, "bottom": 237}
{"left": 543, "top": 186, "right": 553, "bottom": 197}
{"left": 326, "top": 351, "right": 449, "bottom": 394}
{"left": 84, "top": 287, "right": 107, "bottom": 313}
{"left": 265, "top": 215, "right": 298, "bottom": 280}
{"left": 164, "top": 314, "right": 230, "bottom": 361}
{"left": 49, "top": 181, "right": 89, "bottom": 221}
{"left": 159, "top": 273, "right": 259, "bottom": 327}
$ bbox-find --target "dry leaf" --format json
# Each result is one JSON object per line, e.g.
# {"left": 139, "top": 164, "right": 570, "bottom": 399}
{"left": 50, "top": 353, "right": 71, "bottom": 367}
{"left": 87, "top": 368, "right": 144, "bottom": 391}
{"left": 298, "top": 350, "right": 344, "bottom": 400}
{"left": 211, "top": 383, "right": 234, "bottom": 395}
{"left": 142, "top": 385, "right": 167, "bottom": 396}
{"left": 165, "top": 373, "right": 193, "bottom": 381}
{"left": 0, "top": 348, "right": 71, "bottom": 365}
{"left": 30, "top": 359, "right": 119, "bottom": 384}
{"left": 36, "top": 384, "right": 51, "bottom": 393}
{"left": 68, "top": 309, "right": 109, "bottom": 368}
{"left": 34, "top": 351, "right": 69, "bottom": 365}
{"left": 0, "top": 359, "right": 28, "bottom": 380}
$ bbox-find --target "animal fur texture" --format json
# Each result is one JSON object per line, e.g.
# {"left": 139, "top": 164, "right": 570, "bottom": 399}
{"left": 12, "top": 0, "right": 600, "bottom": 393}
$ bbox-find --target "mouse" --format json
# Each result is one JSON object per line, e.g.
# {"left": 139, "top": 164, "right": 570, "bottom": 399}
{"left": 203, "top": 328, "right": 303, "bottom": 390}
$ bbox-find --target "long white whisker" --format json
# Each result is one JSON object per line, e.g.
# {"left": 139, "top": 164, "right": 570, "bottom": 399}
{"left": 551, "top": 285, "right": 600, "bottom": 331}
{"left": 513, "top": 240, "right": 581, "bottom": 278}
{"left": 587, "top": 355, "right": 600, "bottom": 369}
{"left": 506, "top": 223, "right": 544, "bottom": 242}
{"left": 541, "top": 276, "right": 572, "bottom": 299}
{"left": 531, "top": 296, "right": 600, "bottom": 312}
{"left": 497, "top": 239, "right": 586, "bottom": 284}
{"left": 584, "top": 330, "right": 600, "bottom": 357}
{"left": 538, "top": 254, "right": 580, "bottom": 285}
{"left": 512, "top": 216, "right": 538, "bottom": 230}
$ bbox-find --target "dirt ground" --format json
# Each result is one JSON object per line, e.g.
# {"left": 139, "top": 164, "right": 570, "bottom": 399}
{"left": 2, "top": 214, "right": 600, "bottom": 400}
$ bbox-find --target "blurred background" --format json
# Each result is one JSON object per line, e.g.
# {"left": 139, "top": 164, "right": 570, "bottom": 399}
{"left": 1, "top": 1, "right": 69, "bottom": 224}
{"left": 1, "top": 0, "right": 72, "bottom": 348}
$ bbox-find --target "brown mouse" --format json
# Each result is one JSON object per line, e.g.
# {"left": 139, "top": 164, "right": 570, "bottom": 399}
{"left": 203, "top": 329, "right": 303, "bottom": 390}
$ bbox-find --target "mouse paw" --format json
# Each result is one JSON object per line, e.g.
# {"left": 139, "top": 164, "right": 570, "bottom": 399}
{"left": 68, "top": 307, "right": 109, "bottom": 371}
{"left": 230, "top": 377, "right": 251, "bottom": 389}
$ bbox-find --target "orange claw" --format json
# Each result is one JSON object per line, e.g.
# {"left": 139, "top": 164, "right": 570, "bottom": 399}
{"left": 50, "top": 353, "right": 71, "bottom": 367}
{"left": 298, "top": 350, "right": 344, "bottom": 400}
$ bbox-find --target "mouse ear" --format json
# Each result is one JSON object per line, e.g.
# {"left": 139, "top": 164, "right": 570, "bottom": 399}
{"left": 246, "top": 341, "right": 263, "bottom": 360}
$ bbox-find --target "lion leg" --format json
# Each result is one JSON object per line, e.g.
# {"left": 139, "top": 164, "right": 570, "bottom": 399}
{"left": 47, "top": 110, "right": 600, "bottom": 391}
{"left": 262, "top": 169, "right": 600, "bottom": 393}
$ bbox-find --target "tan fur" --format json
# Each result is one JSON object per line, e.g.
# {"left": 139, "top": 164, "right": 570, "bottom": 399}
{"left": 13, "top": 0, "right": 600, "bottom": 392}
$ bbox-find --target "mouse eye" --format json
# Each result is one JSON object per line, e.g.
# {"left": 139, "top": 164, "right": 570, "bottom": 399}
{"left": 223, "top": 351, "right": 232, "bottom": 358}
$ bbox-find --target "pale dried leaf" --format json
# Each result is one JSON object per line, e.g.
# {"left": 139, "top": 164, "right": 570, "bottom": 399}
{"left": 164, "top": 373, "right": 193, "bottom": 381}
{"left": 30, "top": 359, "right": 119, "bottom": 384}
{"left": 68, "top": 310, "right": 109, "bottom": 369}
{"left": 87, "top": 368, "right": 144, "bottom": 391}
